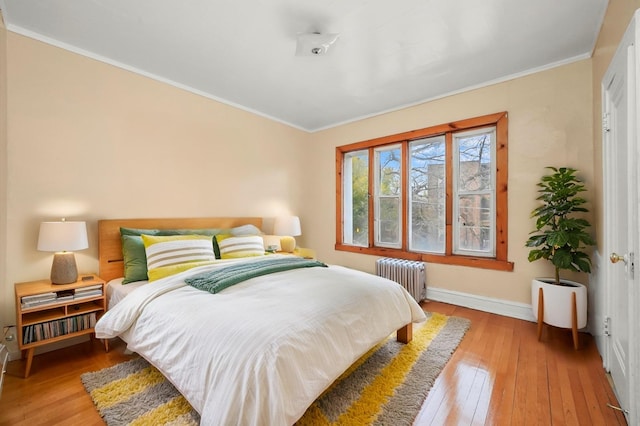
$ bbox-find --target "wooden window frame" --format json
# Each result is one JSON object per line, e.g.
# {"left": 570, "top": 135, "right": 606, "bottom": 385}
{"left": 335, "top": 112, "right": 514, "bottom": 272}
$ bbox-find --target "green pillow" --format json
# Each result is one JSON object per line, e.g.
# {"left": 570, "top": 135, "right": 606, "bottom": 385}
{"left": 156, "top": 228, "right": 222, "bottom": 236}
{"left": 120, "top": 228, "right": 161, "bottom": 284}
{"left": 120, "top": 227, "right": 161, "bottom": 236}
{"left": 121, "top": 235, "right": 150, "bottom": 284}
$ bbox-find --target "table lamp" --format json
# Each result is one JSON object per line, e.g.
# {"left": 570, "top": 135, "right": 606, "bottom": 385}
{"left": 37, "top": 219, "right": 88, "bottom": 284}
{"left": 274, "top": 216, "right": 301, "bottom": 252}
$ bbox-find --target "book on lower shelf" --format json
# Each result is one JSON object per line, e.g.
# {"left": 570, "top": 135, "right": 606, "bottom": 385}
{"left": 22, "top": 312, "right": 98, "bottom": 345}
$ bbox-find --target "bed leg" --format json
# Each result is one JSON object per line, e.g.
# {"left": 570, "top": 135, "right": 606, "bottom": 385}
{"left": 397, "top": 323, "right": 413, "bottom": 343}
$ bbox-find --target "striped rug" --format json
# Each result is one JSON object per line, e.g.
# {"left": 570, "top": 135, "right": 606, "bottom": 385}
{"left": 81, "top": 312, "right": 469, "bottom": 426}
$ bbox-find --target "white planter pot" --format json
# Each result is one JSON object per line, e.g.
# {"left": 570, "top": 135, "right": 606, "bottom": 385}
{"left": 531, "top": 278, "right": 587, "bottom": 329}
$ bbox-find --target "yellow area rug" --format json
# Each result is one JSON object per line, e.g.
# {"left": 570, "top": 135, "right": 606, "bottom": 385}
{"left": 81, "top": 312, "right": 470, "bottom": 426}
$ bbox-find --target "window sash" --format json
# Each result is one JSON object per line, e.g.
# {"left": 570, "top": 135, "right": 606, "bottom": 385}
{"left": 408, "top": 136, "right": 446, "bottom": 254}
{"left": 342, "top": 150, "right": 369, "bottom": 247}
{"left": 374, "top": 145, "right": 402, "bottom": 248}
{"left": 453, "top": 127, "right": 496, "bottom": 257}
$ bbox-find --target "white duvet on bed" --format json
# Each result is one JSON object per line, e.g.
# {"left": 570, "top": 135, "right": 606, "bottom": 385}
{"left": 105, "top": 277, "right": 148, "bottom": 309}
{"left": 95, "top": 256, "right": 426, "bottom": 425}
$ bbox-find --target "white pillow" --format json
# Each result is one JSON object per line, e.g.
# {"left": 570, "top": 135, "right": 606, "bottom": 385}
{"left": 231, "top": 224, "right": 263, "bottom": 236}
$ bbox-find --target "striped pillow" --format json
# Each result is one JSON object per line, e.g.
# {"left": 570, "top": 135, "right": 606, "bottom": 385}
{"left": 216, "top": 234, "right": 265, "bottom": 259}
{"left": 141, "top": 234, "right": 216, "bottom": 281}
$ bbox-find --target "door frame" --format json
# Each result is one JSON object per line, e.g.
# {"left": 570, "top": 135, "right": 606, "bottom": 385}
{"left": 601, "top": 9, "right": 640, "bottom": 424}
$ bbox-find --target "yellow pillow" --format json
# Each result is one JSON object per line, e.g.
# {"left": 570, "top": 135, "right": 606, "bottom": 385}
{"left": 141, "top": 234, "right": 216, "bottom": 281}
{"left": 215, "top": 234, "right": 265, "bottom": 259}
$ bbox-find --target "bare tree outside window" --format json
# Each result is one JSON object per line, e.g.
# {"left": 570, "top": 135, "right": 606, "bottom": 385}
{"left": 409, "top": 137, "right": 446, "bottom": 253}
{"left": 455, "top": 131, "right": 495, "bottom": 256}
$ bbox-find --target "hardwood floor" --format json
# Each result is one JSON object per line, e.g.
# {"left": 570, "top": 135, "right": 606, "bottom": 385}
{"left": 415, "top": 302, "right": 626, "bottom": 425}
{"left": 0, "top": 301, "right": 627, "bottom": 425}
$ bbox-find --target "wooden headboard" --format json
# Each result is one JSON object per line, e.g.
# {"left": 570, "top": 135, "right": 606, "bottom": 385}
{"left": 98, "top": 217, "right": 263, "bottom": 282}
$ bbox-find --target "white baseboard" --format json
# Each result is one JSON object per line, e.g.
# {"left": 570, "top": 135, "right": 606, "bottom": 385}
{"left": 427, "top": 286, "right": 537, "bottom": 323}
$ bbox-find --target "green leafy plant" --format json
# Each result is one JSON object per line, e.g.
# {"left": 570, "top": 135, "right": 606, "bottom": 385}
{"left": 526, "top": 167, "right": 595, "bottom": 284}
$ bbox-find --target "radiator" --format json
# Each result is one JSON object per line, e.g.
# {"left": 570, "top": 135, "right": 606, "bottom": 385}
{"left": 375, "top": 258, "right": 426, "bottom": 302}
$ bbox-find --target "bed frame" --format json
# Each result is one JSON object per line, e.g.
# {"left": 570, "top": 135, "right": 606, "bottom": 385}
{"left": 97, "top": 216, "right": 412, "bottom": 343}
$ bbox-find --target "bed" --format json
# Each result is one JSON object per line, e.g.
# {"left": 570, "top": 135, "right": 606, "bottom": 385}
{"left": 94, "top": 217, "right": 426, "bottom": 425}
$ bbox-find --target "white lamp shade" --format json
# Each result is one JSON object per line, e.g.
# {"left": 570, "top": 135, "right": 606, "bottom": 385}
{"left": 37, "top": 221, "right": 88, "bottom": 252}
{"left": 273, "top": 216, "right": 302, "bottom": 237}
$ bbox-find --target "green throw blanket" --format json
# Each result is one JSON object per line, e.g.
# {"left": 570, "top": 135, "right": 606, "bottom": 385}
{"left": 185, "top": 257, "right": 327, "bottom": 294}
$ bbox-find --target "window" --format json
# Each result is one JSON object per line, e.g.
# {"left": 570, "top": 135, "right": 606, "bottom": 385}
{"left": 409, "top": 136, "right": 446, "bottom": 253}
{"left": 453, "top": 127, "right": 496, "bottom": 257}
{"left": 342, "top": 150, "right": 369, "bottom": 246}
{"left": 374, "top": 145, "right": 402, "bottom": 248}
{"left": 336, "top": 112, "right": 513, "bottom": 271}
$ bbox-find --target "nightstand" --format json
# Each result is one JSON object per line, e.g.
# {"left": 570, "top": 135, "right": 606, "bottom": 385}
{"left": 14, "top": 274, "right": 107, "bottom": 378}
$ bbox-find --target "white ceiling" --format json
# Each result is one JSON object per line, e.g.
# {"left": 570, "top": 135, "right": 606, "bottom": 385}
{"left": 0, "top": 0, "right": 608, "bottom": 132}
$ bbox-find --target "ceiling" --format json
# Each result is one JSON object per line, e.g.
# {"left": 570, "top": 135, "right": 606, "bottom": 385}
{"left": 0, "top": 0, "right": 609, "bottom": 132}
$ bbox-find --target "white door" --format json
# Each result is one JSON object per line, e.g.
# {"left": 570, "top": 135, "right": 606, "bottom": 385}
{"left": 602, "top": 10, "right": 640, "bottom": 424}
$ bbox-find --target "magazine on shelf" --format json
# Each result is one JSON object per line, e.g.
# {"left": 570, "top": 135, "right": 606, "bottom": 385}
{"left": 21, "top": 298, "right": 58, "bottom": 309}
{"left": 75, "top": 288, "right": 102, "bottom": 296}
{"left": 21, "top": 292, "right": 57, "bottom": 303}
{"left": 77, "top": 284, "right": 103, "bottom": 292}
{"left": 73, "top": 290, "right": 102, "bottom": 300}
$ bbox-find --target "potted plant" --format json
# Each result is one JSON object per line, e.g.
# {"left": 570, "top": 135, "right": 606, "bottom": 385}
{"left": 525, "top": 167, "right": 595, "bottom": 347}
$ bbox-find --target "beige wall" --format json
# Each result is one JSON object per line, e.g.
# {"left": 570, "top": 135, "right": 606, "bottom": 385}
{"left": 307, "top": 60, "right": 594, "bottom": 305}
{"left": 2, "top": 33, "right": 309, "bottom": 324}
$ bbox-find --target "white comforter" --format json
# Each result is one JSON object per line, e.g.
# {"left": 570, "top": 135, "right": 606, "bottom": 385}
{"left": 95, "top": 256, "right": 426, "bottom": 425}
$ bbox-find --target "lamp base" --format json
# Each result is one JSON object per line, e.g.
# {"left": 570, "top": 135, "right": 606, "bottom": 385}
{"left": 50, "top": 252, "right": 79, "bottom": 284}
{"left": 280, "top": 236, "right": 297, "bottom": 253}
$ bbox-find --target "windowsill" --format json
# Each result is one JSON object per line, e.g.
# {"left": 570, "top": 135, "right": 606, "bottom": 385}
{"left": 335, "top": 244, "right": 514, "bottom": 271}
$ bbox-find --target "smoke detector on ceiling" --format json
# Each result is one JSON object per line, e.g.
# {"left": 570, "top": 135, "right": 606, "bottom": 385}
{"left": 295, "top": 32, "right": 340, "bottom": 56}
